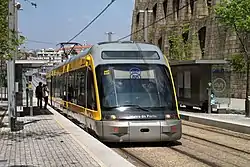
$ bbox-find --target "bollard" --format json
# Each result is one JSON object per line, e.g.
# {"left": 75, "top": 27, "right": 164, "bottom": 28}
{"left": 207, "top": 82, "right": 212, "bottom": 114}
{"left": 26, "top": 88, "right": 29, "bottom": 107}
{"left": 29, "top": 90, "right": 33, "bottom": 116}
{"left": 26, "top": 83, "right": 29, "bottom": 107}
{"left": 247, "top": 96, "right": 250, "bottom": 117}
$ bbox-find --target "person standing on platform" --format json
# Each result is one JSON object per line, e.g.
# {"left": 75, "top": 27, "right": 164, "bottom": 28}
{"left": 43, "top": 84, "right": 49, "bottom": 109}
{"left": 35, "top": 82, "right": 43, "bottom": 109}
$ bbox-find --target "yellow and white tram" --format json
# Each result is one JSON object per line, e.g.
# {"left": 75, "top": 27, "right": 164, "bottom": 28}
{"left": 46, "top": 41, "right": 182, "bottom": 142}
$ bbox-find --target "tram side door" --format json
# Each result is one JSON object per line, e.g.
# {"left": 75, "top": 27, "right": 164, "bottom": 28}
{"left": 86, "top": 67, "right": 97, "bottom": 111}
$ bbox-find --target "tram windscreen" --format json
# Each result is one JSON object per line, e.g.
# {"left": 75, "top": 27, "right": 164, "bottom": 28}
{"left": 96, "top": 64, "right": 176, "bottom": 111}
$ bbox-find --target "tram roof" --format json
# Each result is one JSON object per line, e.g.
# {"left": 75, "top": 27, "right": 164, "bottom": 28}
{"left": 48, "top": 41, "right": 165, "bottom": 72}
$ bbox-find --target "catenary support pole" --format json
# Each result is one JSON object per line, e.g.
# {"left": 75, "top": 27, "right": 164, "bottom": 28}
{"left": 7, "top": 0, "right": 17, "bottom": 130}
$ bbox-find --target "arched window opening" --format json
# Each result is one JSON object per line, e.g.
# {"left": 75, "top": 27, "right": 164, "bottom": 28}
{"left": 158, "top": 37, "right": 163, "bottom": 51}
{"left": 136, "top": 13, "right": 140, "bottom": 29}
{"left": 198, "top": 27, "right": 206, "bottom": 57}
{"left": 190, "top": 0, "right": 194, "bottom": 15}
{"left": 173, "top": 0, "right": 180, "bottom": 20}
{"left": 163, "top": 0, "right": 168, "bottom": 17}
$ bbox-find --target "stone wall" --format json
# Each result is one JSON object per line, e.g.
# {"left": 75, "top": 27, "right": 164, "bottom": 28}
{"left": 131, "top": 0, "right": 248, "bottom": 99}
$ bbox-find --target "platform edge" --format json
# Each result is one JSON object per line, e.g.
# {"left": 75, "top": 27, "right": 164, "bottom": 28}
{"left": 47, "top": 105, "right": 135, "bottom": 167}
{"left": 180, "top": 113, "right": 250, "bottom": 134}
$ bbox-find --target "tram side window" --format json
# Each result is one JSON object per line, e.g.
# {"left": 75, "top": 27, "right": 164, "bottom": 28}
{"left": 55, "top": 76, "right": 61, "bottom": 98}
{"left": 72, "top": 71, "right": 78, "bottom": 103}
{"left": 56, "top": 76, "right": 61, "bottom": 98}
{"left": 68, "top": 72, "right": 74, "bottom": 102}
{"left": 54, "top": 76, "right": 57, "bottom": 97}
{"left": 61, "top": 74, "right": 67, "bottom": 100}
{"left": 53, "top": 76, "right": 56, "bottom": 97}
{"left": 74, "top": 71, "right": 79, "bottom": 104}
{"left": 77, "top": 68, "right": 86, "bottom": 107}
{"left": 60, "top": 75, "right": 64, "bottom": 98}
{"left": 51, "top": 76, "right": 55, "bottom": 97}
{"left": 51, "top": 77, "right": 53, "bottom": 97}
{"left": 75, "top": 70, "right": 80, "bottom": 103}
{"left": 47, "top": 77, "right": 51, "bottom": 94}
{"left": 87, "top": 68, "right": 97, "bottom": 110}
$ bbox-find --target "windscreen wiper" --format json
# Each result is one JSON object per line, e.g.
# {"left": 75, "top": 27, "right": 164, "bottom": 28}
{"left": 106, "top": 105, "right": 151, "bottom": 112}
{"left": 120, "top": 104, "right": 151, "bottom": 112}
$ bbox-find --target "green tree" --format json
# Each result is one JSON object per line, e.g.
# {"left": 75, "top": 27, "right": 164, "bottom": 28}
{"left": 230, "top": 53, "right": 246, "bottom": 73}
{"left": 215, "top": 0, "right": 250, "bottom": 33}
{"left": 168, "top": 24, "right": 192, "bottom": 60}
{"left": 0, "top": 0, "right": 26, "bottom": 60}
{"left": 0, "top": 0, "right": 9, "bottom": 59}
{"left": 215, "top": 0, "right": 250, "bottom": 117}
{"left": 215, "top": 0, "right": 250, "bottom": 71}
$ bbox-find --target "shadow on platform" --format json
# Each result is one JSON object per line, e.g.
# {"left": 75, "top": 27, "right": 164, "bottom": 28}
{"left": 20, "top": 107, "right": 53, "bottom": 117}
{"left": 0, "top": 98, "right": 8, "bottom": 101}
{"left": 179, "top": 106, "right": 205, "bottom": 113}
{"left": 0, "top": 106, "right": 8, "bottom": 111}
{"left": 105, "top": 141, "right": 182, "bottom": 148}
{"left": 1, "top": 119, "right": 70, "bottom": 140}
{"left": 9, "top": 165, "right": 37, "bottom": 167}
{"left": 0, "top": 122, "right": 8, "bottom": 128}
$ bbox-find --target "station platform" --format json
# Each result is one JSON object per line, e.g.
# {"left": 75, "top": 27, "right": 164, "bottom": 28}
{"left": 180, "top": 110, "right": 250, "bottom": 134}
{"left": 0, "top": 105, "right": 134, "bottom": 166}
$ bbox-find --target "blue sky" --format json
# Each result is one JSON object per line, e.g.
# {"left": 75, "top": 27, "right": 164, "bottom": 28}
{"left": 19, "top": 0, "right": 134, "bottom": 50}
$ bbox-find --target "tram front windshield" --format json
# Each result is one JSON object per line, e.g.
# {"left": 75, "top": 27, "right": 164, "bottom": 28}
{"left": 96, "top": 64, "right": 176, "bottom": 111}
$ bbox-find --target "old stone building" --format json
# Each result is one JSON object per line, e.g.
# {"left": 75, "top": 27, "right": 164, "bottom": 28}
{"left": 131, "top": 0, "right": 248, "bottom": 99}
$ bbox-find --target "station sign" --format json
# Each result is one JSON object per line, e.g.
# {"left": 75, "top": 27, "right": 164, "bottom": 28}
{"left": 212, "top": 77, "right": 226, "bottom": 93}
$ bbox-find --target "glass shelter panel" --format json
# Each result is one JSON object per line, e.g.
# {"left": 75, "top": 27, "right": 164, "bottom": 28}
{"left": 211, "top": 64, "right": 231, "bottom": 106}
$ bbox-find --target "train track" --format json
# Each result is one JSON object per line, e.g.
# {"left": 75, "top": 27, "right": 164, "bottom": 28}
{"left": 49, "top": 108, "right": 250, "bottom": 166}
{"left": 168, "top": 146, "right": 220, "bottom": 167}
{"left": 181, "top": 123, "right": 250, "bottom": 155}
{"left": 113, "top": 148, "right": 153, "bottom": 167}
{"left": 182, "top": 121, "right": 250, "bottom": 141}
{"left": 182, "top": 133, "right": 250, "bottom": 154}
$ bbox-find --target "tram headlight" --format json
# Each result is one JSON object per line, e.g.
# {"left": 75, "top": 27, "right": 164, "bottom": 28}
{"left": 110, "top": 115, "right": 117, "bottom": 120}
{"left": 103, "top": 114, "right": 117, "bottom": 120}
{"left": 165, "top": 114, "right": 171, "bottom": 119}
{"left": 165, "top": 114, "right": 178, "bottom": 120}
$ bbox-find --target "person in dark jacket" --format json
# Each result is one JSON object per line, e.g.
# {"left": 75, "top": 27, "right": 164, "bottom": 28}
{"left": 35, "top": 82, "right": 43, "bottom": 109}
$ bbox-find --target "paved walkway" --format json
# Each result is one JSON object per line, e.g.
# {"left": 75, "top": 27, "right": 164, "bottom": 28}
{"left": 0, "top": 110, "right": 102, "bottom": 167}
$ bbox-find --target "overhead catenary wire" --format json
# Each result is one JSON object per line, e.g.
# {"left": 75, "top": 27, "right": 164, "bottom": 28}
{"left": 36, "top": 0, "right": 116, "bottom": 69}
{"left": 117, "top": 0, "right": 198, "bottom": 41}
{"left": 26, "top": 39, "right": 56, "bottom": 45}
{"left": 66, "top": 0, "right": 116, "bottom": 44}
